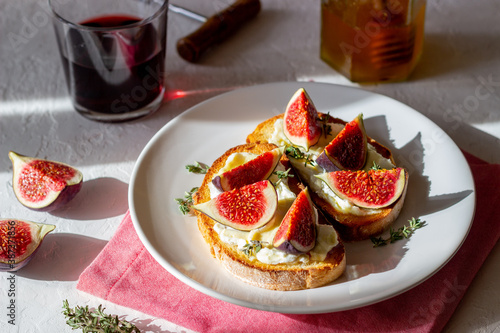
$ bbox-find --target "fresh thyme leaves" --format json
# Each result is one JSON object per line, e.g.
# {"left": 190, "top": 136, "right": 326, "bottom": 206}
{"left": 185, "top": 161, "right": 209, "bottom": 174}
{"left": 318, "top": 112, "right": 332, "bottom": 138}
{"left": 285, "top": 145, "right": 302, "bottom": 159}
{"left": 370, "top": 161, "right": 382, "bottom": 170}
{"left": 371, "top": 218, "right": 426, "bottom": 247}
{"left": 370, "top": 237, "right": 388, "bottom": 247}
{"left": 285, "top": 146, "right": 315, "bottom": 167}
{"left": 62, "top": 300, "right": 141, "bottom": 333}
{"left": 242, "top": 240, "right": 265, "bottom": 257}
{"left": 272, "top": 168, "right": 294, "bottom": 185}
{"left": 175, "top": 187, "right": 199, "bottom": 215}
{"left": 304, "top": 154, "right": 315, "bottom": 167}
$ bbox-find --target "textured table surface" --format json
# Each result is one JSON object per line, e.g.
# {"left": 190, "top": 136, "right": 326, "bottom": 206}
{"left": 0, "top": 0, "right": 499, "bottom": 332}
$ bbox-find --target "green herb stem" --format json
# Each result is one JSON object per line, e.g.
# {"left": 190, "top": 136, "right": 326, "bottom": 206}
{"left": 185, "top": 161, "right": 209, "bottom": 174}
{"left": 285, "top": 146, "right": 315, "bottom": 167}
{"left": 371, "top": 217, "right": 425, "bottom": 247}
{"left": 62, "top": 300, "right": 141, "bottom": 333}
{"left": 175, "top": 187, "right": 199, "bottom": 215}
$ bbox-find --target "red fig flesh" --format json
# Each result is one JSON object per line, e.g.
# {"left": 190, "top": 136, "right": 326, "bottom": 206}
{"left": 0, "top": 219, "right": 55, "bottom": 272}
{"left": 9, "top": 151, "right": 83, "bottom": 212}
{"left": 193, "top": 180, "right": 277, "bottom": 231}
{"left": 283, "top": 88, "right": 321, "bottom": 150}
{"left": 316, "top": 168, "right": 406, "bottom": 208}
{"left": 273, "top": 187, "right": 317, "bottom": 254}
{"left": 324, "top": 114, "right": 367, "bottom": 170}
{"left": 212, "top": 147, "right": 283, "bottom": 192}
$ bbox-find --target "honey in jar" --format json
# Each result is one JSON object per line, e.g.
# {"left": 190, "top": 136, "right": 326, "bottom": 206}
{"left": 320, "top": 0, "right": 426, "bottom": 83}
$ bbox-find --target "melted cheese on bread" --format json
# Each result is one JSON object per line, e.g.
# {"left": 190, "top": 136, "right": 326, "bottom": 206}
{"left": 269, "top": 118, "right": 395, "bottom": 216}
{"left": 209, "top": 152, "right": 339, "bottom": 265}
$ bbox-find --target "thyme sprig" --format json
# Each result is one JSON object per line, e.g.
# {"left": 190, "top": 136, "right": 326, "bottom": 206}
{"left": 62, "top": 300, "right": 141, "bottom": 333}
{"left": 242, "top": 240, "right": 265, "bottom": 257}
{"left": 272, "top": 168, "right": 294, "bottom": 185}
{"left": 370, "top": 161, "right": 382, "bottom": 171}
{"left": 175, "top": 187, "right": 199, "bottom": 215}
{"left": 318, "top": 112, "right": 332, "bottom": 138}
{"left": 371, "top": 218, "right": 426, "bottom": 247}
{"left": 285, "top": 146, "right": 315, "bottom": 167}
{"left": 185, "top": 161, "right": 209, "bottom": 174}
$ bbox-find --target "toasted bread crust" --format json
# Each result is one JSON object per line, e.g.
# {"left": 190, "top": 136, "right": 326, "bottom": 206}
{"left": 193, "top": 142, "right": 346, "bottom": 290}
{"left": 246, "top": 113, "right": 407, "bottom": 241}
{"left": 308, "top": 171, "right": 409, "bottom": 241}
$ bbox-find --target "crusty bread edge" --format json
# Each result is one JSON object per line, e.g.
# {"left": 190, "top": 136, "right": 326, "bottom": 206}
{"left": 310, "top": 171, "right": 409, "bottom": 241}
{"left": 192, "top": 142, "right": 346, "bottom": 290}
{"left": 246, "top": 113, "right": 407, "bottom": 241}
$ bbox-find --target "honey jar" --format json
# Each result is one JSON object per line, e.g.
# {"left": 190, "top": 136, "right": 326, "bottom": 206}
{"left": 320, "top": 0, "right": 426, "bottom": 83}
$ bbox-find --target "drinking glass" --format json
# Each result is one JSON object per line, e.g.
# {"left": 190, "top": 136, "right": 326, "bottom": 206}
{"left": 50, "top": 0, "right": 168, "bottom": 122}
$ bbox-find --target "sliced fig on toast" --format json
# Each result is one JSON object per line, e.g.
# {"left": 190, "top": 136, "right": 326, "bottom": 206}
{"left": 212, "top": 147, "right": 283, "bottom": 192}
{"left": 273, "top": 187, "right": 317, "bottom": 254}
{"left": 316, "top": 168, "right": 406, "bottom": 209}
{"left": 193, "top": 180, "right": 277, "bottom": 231}
{"left": 283, "top": 88, "right": 321, "bottom": 151}
{"left": 323, "top": 113, "right": 367, "bottom": 170}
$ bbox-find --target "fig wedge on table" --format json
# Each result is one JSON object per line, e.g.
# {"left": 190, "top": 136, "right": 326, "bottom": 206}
{"left": 193, "top": 180, "right": 277, "bottom": 231}
{"left": 0, "top": 219, "right": 55, "bottom": 272}
{"left": 322, "top": 113, "right": 367, "bottom": 170}
{"left": 212, "top": 147, "right": 283, "bottom": 192}
{"left": 273, "top": 187, "right": 317, "bottom": 254}
{"left": 316, "top": 168, "right": 406, "bottom": 209}
{"left": 283, "top": 88, "right": 321, "bottom": 151}
{"left": 9, "top": 151, "right": 83, "bottom": 212}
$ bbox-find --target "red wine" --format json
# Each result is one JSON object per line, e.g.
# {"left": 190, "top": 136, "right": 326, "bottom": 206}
{"left": 61, "top": 15, "right": 165, "bottom": 114}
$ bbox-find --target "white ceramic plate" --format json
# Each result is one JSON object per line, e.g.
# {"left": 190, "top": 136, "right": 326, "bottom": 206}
{"left": 129, "top": 82, "right": 475, "bottom": 314}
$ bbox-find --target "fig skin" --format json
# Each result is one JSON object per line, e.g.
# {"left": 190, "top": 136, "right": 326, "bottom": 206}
{"left": 212, "top": 176, "right": 224, "bottom": 192}
{"left": 212, "top": 147, "right": 283, "bottom": 192}
{"left": 273, "top": 187, "right": 317, "bottom": 254}
{"left": 283, "top": 88, "right": 321, "bottom": 151}
{"left": 324, "top": 113, "right": 368, "bottom": 170}
{"left": 315, "top": 151, "right": 341, "bottom": 172}
{"left": 274, "top": 239, "right": 303, "bottom": 255}
{"left": 0, "top": 219, "right": 55, "bottom": 272}
{"left": 9, "top": 151, "right": 83, "bottom": 212}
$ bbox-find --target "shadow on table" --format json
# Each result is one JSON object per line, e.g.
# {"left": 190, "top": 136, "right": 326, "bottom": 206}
{"left": 17, "top": 233, "right": 107, "bottom": 281}
{"left": 130, "top": 319, "right": 170, "bottom": 333}
{"left": 411, "top": 32, "right": 499, "bottom": 81}
{"left": 51, "top": 177, "right": 129, "bottom": 220}
{"left": 187, "top": 8, "right": 283, "bottom": 67}
{"left": 341, "top": 115, "right": 473, "bottom": 280}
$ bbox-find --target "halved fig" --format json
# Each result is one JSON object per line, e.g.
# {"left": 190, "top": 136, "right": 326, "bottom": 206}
{"left": 193, "top": 180, "right": 277, "bottom": 231}
{"left": 212, "top": 147, "right": 283, "bottom": 192}
{"left": 273, "top": 187, "right": 317, "bottom": 254}
{"left": 316, "top": 168, "right": 406, "bottom": 209}
{"left": 0, "top": 219, "right": 55, "bottom": 272}
{"left": 283, "top": 88, "right": 321, "bottom": 150}
{"left": 9, "top": 151, "right": 83, "bottom": 212}
{"left": 324, "top": 113, "right": 367, "bottom": 170}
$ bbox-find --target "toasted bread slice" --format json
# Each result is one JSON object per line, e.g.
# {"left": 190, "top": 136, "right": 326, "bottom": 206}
{"left": 192, "top": 142, "right": 346, "bottom": 290}
{"left": 246, "top": 113, "right": 409, "bottom": 241}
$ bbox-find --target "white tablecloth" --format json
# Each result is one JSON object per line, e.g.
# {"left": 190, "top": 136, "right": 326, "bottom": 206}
{"left": 1, "top": 0, "right": 499, "bottom": 332}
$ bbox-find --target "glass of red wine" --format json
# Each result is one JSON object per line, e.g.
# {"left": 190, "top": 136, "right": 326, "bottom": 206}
{"left": 49, "top": 0, "right": 168, "bottom": 122}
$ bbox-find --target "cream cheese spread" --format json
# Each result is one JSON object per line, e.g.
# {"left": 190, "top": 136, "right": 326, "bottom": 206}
{"left": 270, "top": 118, "right": 395, "bottom": 216}
{"left": 210, "top": 151, "right": 339, "bottom": 265}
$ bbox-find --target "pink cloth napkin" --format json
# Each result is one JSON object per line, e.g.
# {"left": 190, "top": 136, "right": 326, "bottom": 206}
{"left": 77, "top": 151, "right": 500, "bottom": 333}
